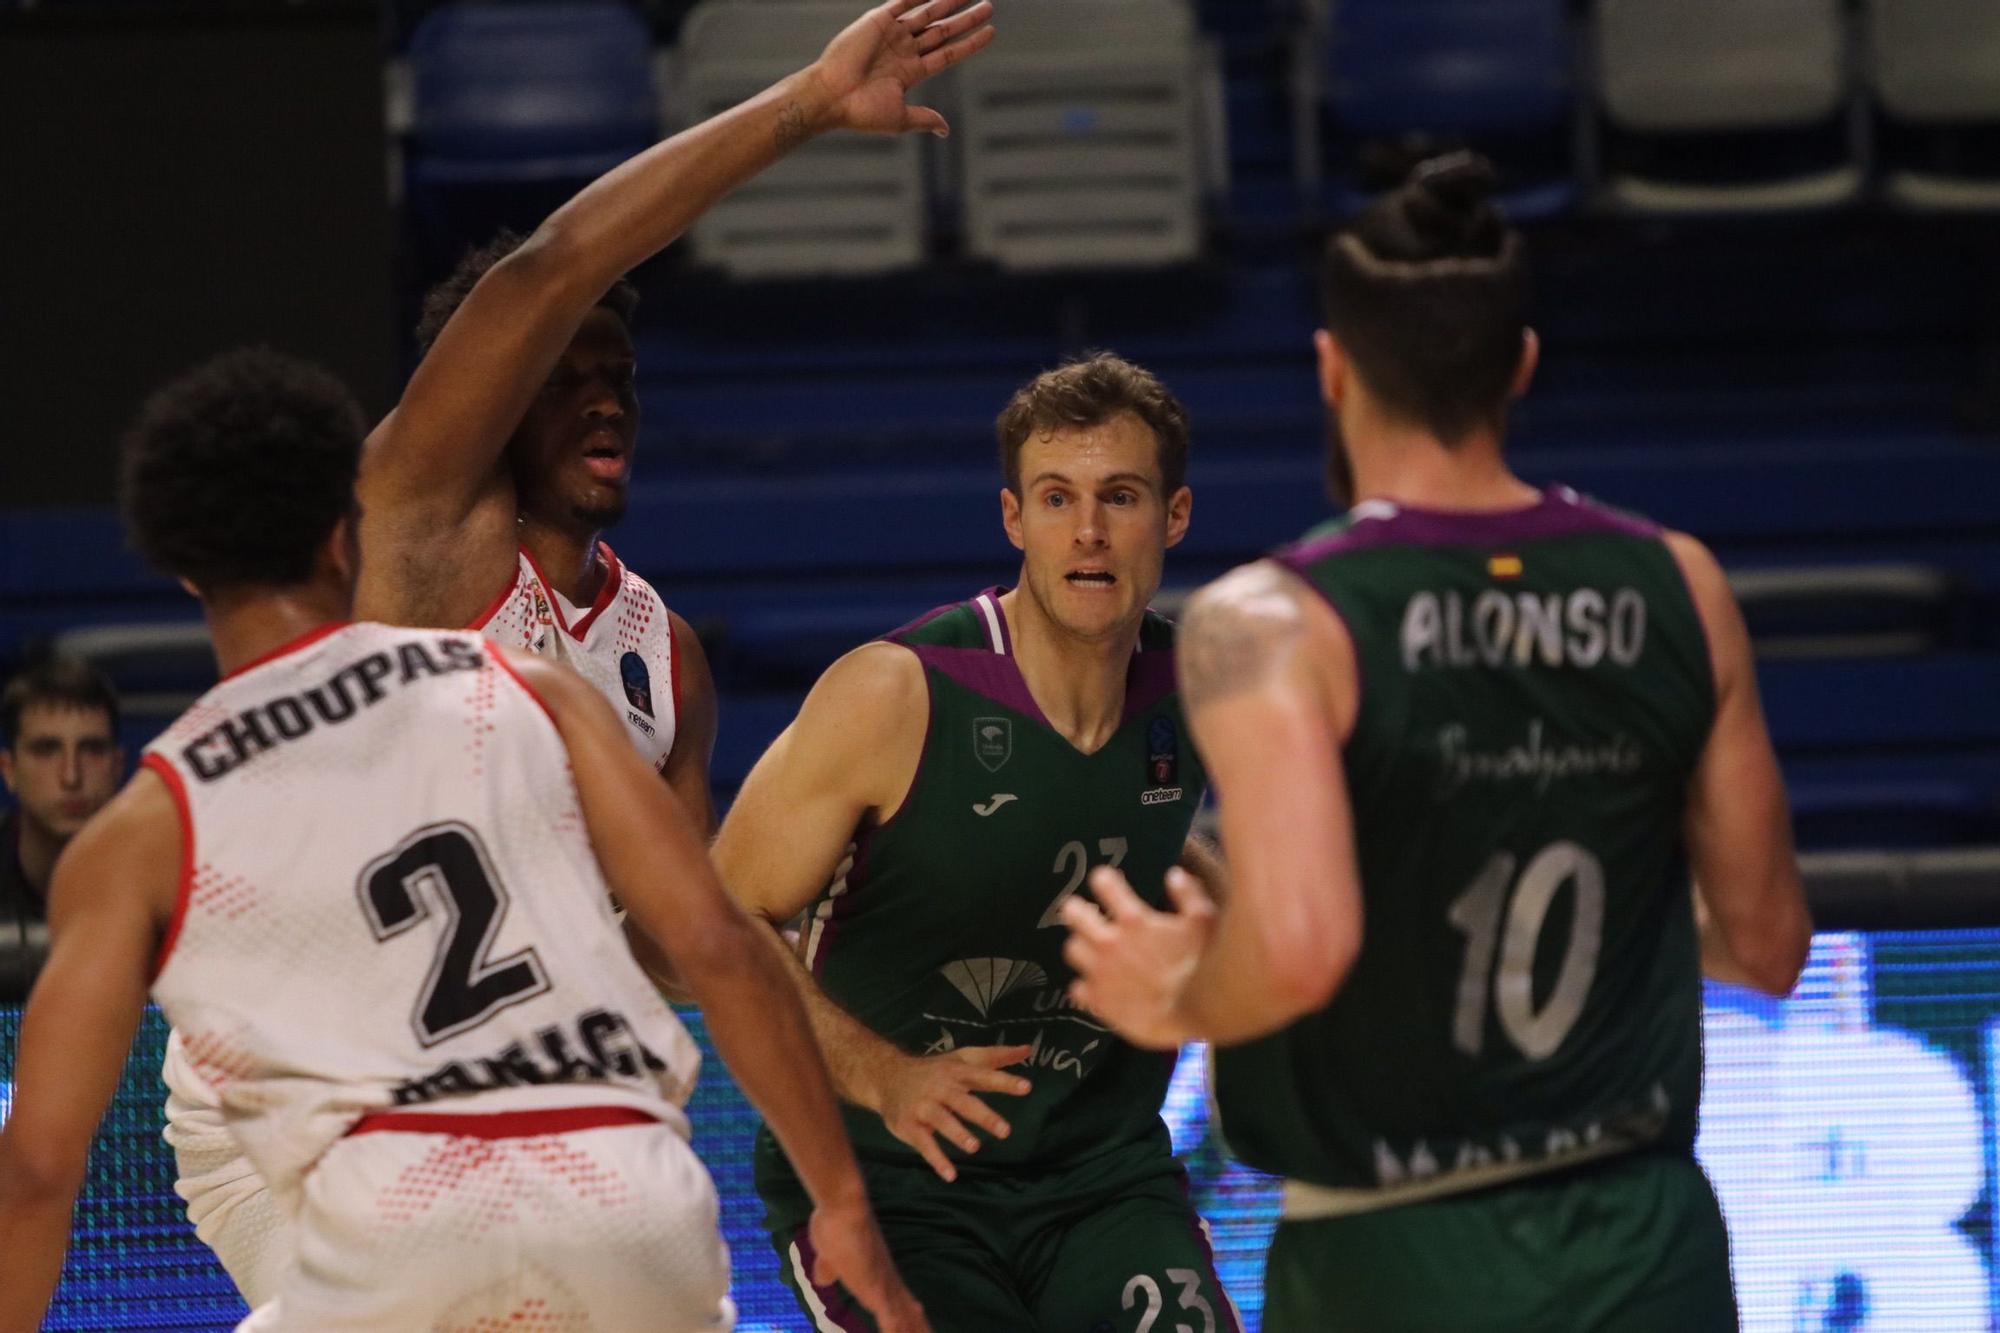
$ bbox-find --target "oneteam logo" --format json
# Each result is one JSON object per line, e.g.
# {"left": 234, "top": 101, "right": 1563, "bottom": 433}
{"left": 973, "top": 793, "right": 1018, "bottom": 817}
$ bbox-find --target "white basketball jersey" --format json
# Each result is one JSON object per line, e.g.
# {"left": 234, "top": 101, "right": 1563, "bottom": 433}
{"left": 471, "top": 543, "right": 679, "bottom": 772}
{"left": 143, "top": 622, "right": 701, "bottom": 1213}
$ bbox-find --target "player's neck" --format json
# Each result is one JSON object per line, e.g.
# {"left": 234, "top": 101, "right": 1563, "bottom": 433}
{"left": 519, "top": 519, "right": 606, "bottom": 607}
{"left": 1347, "top": 420, "right": 1539, "bottom": 514}
{"left": 999, "top": 587, "right": 1137, "bottom": 754}
{"left": 201, "top": 587, "right": 349, "bottom": 679}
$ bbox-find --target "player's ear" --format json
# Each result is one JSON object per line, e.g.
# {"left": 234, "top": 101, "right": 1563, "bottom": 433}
{"left": 1511, "top": 328, "right": 1540, "bottom": 400}
{"left": 0, "top": 749, "right": 16, "bottom": 795}
{"left": 1314, "top": 329, "right": 1346, "bottom": 409}
{"left": 1164, "top": 486, "right": 1192, "bottom": 550}
{"left": 1000, "top": 486, "right": 1025, "bottom": 552}
{"left": 323, "top": 505, "right": 363, "bottom": 591}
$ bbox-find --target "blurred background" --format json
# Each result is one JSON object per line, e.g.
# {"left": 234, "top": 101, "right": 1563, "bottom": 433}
{"left": 3, "top": 0, "right": 2000, "bottom": 1328}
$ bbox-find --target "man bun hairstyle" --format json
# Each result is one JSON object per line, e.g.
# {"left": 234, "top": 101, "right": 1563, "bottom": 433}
{"left": 1320, "top": 151, "right": 1530, "bottom": 444}
{"left": 415, "top": 228, "right": 641, "bottom": 357}
{"left": 120, "top": 347, "right": 365, "bottom": 592}
{"left": 995, "top": 351, "right": 1190, "bottom": 496}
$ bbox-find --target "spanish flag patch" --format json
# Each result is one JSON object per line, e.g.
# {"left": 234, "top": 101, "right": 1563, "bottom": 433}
{"left": 1488, "top": 554, "right": 1524, "bottom": 579}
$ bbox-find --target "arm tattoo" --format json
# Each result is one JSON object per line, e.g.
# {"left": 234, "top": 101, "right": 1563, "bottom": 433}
{"left": 1177, "top": 563, "right": 1307, "bottom": 711}
{"left": 775, "top": 101, "right": 811, "bottom": 153}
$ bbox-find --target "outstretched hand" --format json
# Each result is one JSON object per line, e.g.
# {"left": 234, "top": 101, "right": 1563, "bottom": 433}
{"left": 811, "top": 0, "right": 997, "bottom": 138}
{"left": 1061, "top": 866, "right": 1215, "bottom": 1050}
{"left": 875, "top": 1043, "right": 1032, "bottom": 1182}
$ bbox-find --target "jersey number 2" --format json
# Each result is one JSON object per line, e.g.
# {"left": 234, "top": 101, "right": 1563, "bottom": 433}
{"left": 358, "top": 822, "right": 551, "bottom": 1047}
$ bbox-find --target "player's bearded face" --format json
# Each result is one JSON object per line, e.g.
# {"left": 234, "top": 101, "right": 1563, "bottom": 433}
{"left": 511, "top": 310, "right": 640, "bottom": 533}
{"left": 1007, "top": 416, "right": 1191, "bottom": 643}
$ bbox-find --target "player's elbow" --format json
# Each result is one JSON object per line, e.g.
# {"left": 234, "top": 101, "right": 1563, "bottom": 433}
{"left": 486, "top": 227, "right": 592, "bottom": 310}
{"left": 0, "top": 1130, "right": 87, "bottom": 1209}
{"left": 1733, "top": 916, "right": 1812, "bottom": 998}
{"left": 1725, "top": 888, "right": 1814, "bottom": 998}
{"left": 1265, "top": 919, "right": 1359, "bottom": 1021}
{"left": 658, "top": 911, "right": 766, "bottom": 1006}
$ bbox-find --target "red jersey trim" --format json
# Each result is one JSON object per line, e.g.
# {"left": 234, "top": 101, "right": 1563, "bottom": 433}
{"left": 142, "top": 755, "right": 196, "bottom": 982}
{"left": 489, "top": 648, "right": 559, "bottom": 731}
{"left": 517, "top": 542, "right": 623, "bottom": 643}
{"left": 465, "top": 560, "right": 523, "bottom": 633}
{"left": 569, "top": 541, "right": 623, "bottom": 640}
{"left": 668, "top": 610, "right": 685, "bottom": 726}
{"left": 218, "top": 621, "right": 349, "bottom": 684}
{"left": 346, "top": 1105, "right": 657, "bottom": 1139}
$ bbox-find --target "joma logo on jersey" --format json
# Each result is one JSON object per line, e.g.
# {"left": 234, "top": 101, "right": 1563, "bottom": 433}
{"left": 974, "top": 717, "right": 1012, "bottom": 772}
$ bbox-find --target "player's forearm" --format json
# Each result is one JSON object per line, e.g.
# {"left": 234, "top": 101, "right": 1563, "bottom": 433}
{"left": 684, "top": 919, "right": 869, "bottom": 1209}
{"left": 0, "top": 1166, "right": 79, "bottom": 1333}
{"left": 751, "top": 920, "right": 908, "bottom": 1114}
{"left": 528, "top": 68, "right": 835, "bottom": 307}
{"left": 1177, "top": 867, "right": 1358, "bottom": 1046}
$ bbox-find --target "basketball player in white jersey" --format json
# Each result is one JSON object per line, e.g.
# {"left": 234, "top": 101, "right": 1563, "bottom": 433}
{"left": 154, "top": 0, "right": 997, "bottom": 1302}
{"left": 0, "top": 349, "right": 927, "bottom": 1332}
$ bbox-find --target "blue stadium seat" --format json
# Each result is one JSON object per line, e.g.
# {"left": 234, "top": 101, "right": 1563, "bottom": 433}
{"left": 1307, "top": 0, "right": 1578, "bottom": 219}
{"left": 405, "top": 2, "right": 659, "bottom": 265}
{"left": 410, "top": 2, "right": 657, "bottom": 180}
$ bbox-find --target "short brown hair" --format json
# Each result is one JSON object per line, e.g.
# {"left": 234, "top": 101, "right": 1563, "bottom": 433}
{"left": 995, "top": 352, "right": 1190, "bottom": 496}
{"left": 3, "top": 656, "right": 119, "bottom": 749}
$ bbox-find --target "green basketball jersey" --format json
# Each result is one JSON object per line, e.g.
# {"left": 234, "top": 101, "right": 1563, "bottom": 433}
{"left": 1214, "top": 487, "right": 1716, "bottom": 1202}
{"left": 754, "top": 589, "right": 1206, "bottom": 1215}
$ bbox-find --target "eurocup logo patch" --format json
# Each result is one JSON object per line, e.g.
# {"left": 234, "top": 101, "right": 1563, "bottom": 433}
{"left": 1143, "top": 715, "right": 1183, "bottom": 805}
{"left": 620, "top": 651, "right": 654, "bottom": 718}
{"left": 974, "top": 717, "right": 1012, "bottom": 772}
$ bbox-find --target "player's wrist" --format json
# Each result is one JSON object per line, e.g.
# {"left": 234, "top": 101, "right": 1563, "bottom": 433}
{"left": 779, "top": 65, "right": 840, "bottom": 140}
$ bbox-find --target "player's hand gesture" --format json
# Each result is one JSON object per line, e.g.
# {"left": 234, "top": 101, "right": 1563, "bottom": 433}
{"left": 810, "top": 0, "right": 997, "bottom": 138}
{"left": 808, "top": 1196, "right": 932, "bottom": 1333}
{"left": 875, "top": 1043, "right": 1032, "bottom": 1182}
{"left": 1061, "top": 866, "right": 1215, "bottom": 1050}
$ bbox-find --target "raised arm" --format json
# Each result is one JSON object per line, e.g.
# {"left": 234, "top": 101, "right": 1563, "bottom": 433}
{"left": 357, "top": 0, "right": 997, "bottom": 620}
{"left": 1064, "top": 562, "right": 1363, "bottom": 1048}
{"left": 711, "top": 643, "right": 1030, "bottom": 1182}
{"left": 1667, "top": 532, "right": 1811, "bottom": 996}
{"left": 504, "top": 649, "right": 924, "bottom": 1329}
{"left": 0, "top": 775, "right": 180, "bottom": 1333}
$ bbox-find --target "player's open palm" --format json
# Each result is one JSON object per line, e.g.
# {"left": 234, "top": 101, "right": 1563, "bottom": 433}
{"left": 813, "top": 0, "right": 996, "bottom": 137}
{"left": 877, "top": 1043, "right": 1032, "bottom": 1182}
{"left": 808, "top": 1199, "right": 932, "bottom": 1333}
{"left": 1062, "top": 866, "right": 1215, "bottom": 1050}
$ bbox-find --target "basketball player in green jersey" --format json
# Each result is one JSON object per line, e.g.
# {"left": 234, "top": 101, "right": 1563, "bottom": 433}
{"left": 711, "top": 354, "right": 1241, "bottom": 1331}
{"left": 1063, "top": 154, "right": 1815, "bottom": 1332}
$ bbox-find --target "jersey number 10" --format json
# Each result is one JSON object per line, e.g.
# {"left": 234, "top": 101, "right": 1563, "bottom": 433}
{"left": 1447, "top": 842, "right": 1605, "bottom": 1061}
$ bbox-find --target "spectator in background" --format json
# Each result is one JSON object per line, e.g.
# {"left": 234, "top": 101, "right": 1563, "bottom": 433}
{"left": 0, "top": 657, "right": 122, "bottom": 1000}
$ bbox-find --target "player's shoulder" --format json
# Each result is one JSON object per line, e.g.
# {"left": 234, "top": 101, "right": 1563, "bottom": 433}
{"left": 1658, "top": 529, "right": 1740, "bottom": 644}
{"left": 809, "top": 639, "right": 928, "bottom": 719}
{"left": 1137, "top": 605, "right": 1179, "bottom": 653}
{"left": 50, "top": 765, "right": 183, "bottom": 910}
{"left": 880, "top": 595, "right": 992, "bottom": 651}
